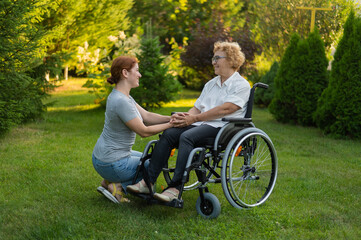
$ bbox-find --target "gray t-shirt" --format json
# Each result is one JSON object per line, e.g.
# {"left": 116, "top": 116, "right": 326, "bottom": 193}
{"left": 93, "top": 89, "right": 142, "bottom": 163}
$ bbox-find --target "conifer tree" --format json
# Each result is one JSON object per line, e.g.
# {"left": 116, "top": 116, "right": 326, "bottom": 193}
{"left": 0, "top": 0, "right": 49, "bottom": 134}
{"left": 295, "top": 29, "right": 328, "bottom": 126}
{"left": 254, "top": 61, "right": 279, "bottom": 107}
{"left": 314, "top": 10, "right": 361, "bottom": 138}
{"left": 131, "top": 36, "right": 182, "bottom": 109}
{"left": 269, "top": 34, "right": 301, "bottom": 123}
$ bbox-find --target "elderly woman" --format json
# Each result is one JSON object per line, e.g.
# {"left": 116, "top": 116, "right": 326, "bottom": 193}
{"left": 127, "top": 41, "right": 250, "bottom": 202}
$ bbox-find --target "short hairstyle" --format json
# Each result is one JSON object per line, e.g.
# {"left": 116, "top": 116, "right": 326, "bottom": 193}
{"left": 107, "top": 56, "right": 138, "bottom": 85}
{"left": 213, "top": 41, "right": 245, "bottom": 71}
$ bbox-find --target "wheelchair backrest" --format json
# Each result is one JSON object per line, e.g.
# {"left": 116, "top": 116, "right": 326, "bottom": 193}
{"left": 214, "top": 82, "right": 268, "bottom": 151}
{"left": 244, "top": 82, "right": 268, "bottom": 119}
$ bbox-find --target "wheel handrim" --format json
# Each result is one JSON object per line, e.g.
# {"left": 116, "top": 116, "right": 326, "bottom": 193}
{"left": 227, "top": 132, "right": 277, "bottom": 207}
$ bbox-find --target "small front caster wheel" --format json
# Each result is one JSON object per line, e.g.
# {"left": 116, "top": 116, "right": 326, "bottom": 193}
{"left": 196, "top": 193, "right": 221, "bottom": 219}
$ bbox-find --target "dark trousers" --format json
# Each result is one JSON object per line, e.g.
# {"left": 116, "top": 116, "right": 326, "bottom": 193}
{"left": 147, "top": 124, "right": 220, "bottom": 189}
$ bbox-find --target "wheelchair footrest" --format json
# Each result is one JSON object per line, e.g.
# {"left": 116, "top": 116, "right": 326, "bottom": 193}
{"left": 128, "top": 191, "right": 184, "bottom": 208}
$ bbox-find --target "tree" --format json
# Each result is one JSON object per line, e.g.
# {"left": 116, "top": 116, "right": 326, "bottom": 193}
{"left": 269, "top": 34, "right": 301, "bottom": 123}
{"left": 295, "top": 29, "right": 328, "bottom": 126}
{"left": 181, "top": 19, "right": 260, "bottom": 89}
{"left": 247, "top": 0, "right": 360, "bottom": 61}
{"left": 254, "top": 61, "right": 279, "bottom": 107}
{"left": 0, "top": 0, "right": 51, "bottom": 134}
{"left": 39, "top": 0, "right": 133, "bottom": 77}
{"left": 81, "top": 32, "right": 141, "bottom": 106}
{"left": 314, "top": 10, "right": 361, "bottom": 138}
{"left": 128, "top": 0, "right": 247, "bottom": 52}
{"left": 131, "top": 36, "right": 183, "bottom": 109}
{"left": 269, "top": 30, "right": 329, "bottom": 125}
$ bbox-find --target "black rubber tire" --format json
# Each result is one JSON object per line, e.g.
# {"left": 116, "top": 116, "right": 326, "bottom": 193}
{"left": 195, "top": 193, "right": 221, "bottom": 219}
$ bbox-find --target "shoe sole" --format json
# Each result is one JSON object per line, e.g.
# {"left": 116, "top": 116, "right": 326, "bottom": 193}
{"left": 97, "top": 186, "right": 119, "bottom": 204}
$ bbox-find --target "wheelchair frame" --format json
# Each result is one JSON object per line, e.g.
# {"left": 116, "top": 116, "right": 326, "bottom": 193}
{"left": 130, "top": 83, "right": 278, "bottom": 219}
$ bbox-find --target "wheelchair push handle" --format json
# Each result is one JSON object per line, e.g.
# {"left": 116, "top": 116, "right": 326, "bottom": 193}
{"left": 253, "top": 82, "right": 268, "bottom": 89}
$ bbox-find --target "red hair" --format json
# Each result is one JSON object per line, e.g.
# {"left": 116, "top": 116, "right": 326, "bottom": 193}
{"left": 107, "top": 56, "right": 138, "bottom": 84}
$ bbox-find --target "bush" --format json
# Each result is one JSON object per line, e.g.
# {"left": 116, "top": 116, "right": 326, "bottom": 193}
{"left": 269, "top": 30, "right": 328, "bottom": 126}
{"left": 181, "top": 20, "right": 260, "bottom": 89}
{"left": 314, "top": 10, "right": 361, "bottom": 138}
{"left": 254, "top": 61, "right": 279, "bottom": 107}
{"left": 82, "top": 33, "right": 141, "bottom": 106}
{"left": 294, "top": 29, "right": 329, "bottom": 126}
{"left": 269, "top": 34, "right": 300, "bottom": 123}
{"left": 167, "top": 37, "right": 203, "bottom": 90}
{"left": 131, "top": 36, "right": 182, "bottom": 109}
{"left": 0, "top": 0, "right": 50, "bottom": 135}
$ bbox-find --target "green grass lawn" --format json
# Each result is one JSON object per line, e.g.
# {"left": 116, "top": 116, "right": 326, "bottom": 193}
{"left": 1, "top": 78, "right": 360, "bottom": 239}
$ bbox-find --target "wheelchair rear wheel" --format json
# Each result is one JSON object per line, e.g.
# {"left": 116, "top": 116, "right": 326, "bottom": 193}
{"left": 221, "top": 128, "right": 278, "bottom": 208}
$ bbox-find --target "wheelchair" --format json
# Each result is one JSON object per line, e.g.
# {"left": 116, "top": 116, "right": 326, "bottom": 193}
{"left": 130, "top": 82, "right": 278, "bottom": 219}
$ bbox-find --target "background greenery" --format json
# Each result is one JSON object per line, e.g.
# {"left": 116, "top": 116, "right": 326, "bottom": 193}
{"left": 1, "top": 0, "right": 361, "bottom": 136}
{"left": 0, "top": 78, "right": 360, "bottom": 239}
{"left": 314, "top": 10, "right": 361, "bottom": 138}
{"left": 1, "top": 2, "right": 361, "bottom": 237}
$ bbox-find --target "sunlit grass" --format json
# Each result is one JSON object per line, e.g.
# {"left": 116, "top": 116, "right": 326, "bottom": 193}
{"left": 0, "top": 77, "right": 360, "bottom": 239}
{"left": 47, "top": 104, "right": 100, "bottom": 112}
{"left": 162, "top": 98, "right": 197, "bottom": 108}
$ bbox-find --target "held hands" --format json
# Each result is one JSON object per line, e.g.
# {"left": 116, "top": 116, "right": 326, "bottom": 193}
{"left": 170, "top": 112, "right": 196, "bottom": 128}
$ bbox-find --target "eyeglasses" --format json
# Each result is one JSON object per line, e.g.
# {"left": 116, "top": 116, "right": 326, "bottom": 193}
{"left": 212, "top": 55, "right": 227, "bottom": 62}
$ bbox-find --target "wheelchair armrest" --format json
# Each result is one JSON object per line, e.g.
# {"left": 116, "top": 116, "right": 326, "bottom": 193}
{"left": 222, "top": 117, "right": 252, "bottom": 123}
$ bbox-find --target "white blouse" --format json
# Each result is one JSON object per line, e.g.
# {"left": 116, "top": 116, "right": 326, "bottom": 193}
{"left": 193, "top": 71, "right": 250, "bottom": 128}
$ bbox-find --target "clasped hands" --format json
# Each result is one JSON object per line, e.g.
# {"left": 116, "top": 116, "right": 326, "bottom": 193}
{"left": 170, "top": 112, "right": 196, "bottom": 128}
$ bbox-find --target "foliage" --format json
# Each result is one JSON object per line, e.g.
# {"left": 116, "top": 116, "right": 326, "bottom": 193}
{"left": 131, "top": 36, "right": 183, "bottom": 109}
{"left": 128, "top": 0, "right": 247, "bottom": 51}
{"left": 0, "top": 0, "right": 51, "bottom": 134}
{"left": 294, "top": 29, "right": 329, "bottom": 126}
{"left": 247, "top": 0, "right": 360, "bottom": 61}
{"left": 314, "top": 10, "right": 361, "bottom": 138}
{"left": 39, "top": 0, "right": 133, "bottom": 74}
{"left": 81, "top": 33, "right": 141, "bottom": 106}
{"left": 166, "top": 37, "right": 202, "bottom": 90}
{"left": 269, "top": 34, "right": 301, "bottom": 123}
{"left": 254, "top": 62, "right": 279, "bottom": 107}
{"left": 269, "top": 30, "right": 329, "bottom": 126}
{"left": 181, "top": 20, "right": 261, "bottom": 89}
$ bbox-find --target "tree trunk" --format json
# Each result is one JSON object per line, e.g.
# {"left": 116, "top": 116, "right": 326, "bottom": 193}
{"left": 64, "top": 65, "right": 69, "bottom": 80}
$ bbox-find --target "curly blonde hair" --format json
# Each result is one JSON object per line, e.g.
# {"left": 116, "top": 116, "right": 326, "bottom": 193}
{"left": 213, "top": 41, "right": 245, "bottom": 71}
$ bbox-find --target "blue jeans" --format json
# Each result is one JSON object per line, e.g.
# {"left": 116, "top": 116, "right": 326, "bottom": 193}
{"left": 92, "top": 150, "right": 149, "bottom": 194}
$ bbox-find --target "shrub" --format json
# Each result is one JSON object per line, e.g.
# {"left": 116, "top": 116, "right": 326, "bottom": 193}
{"left": 269, "top": 34, "right": 300, "bottom": 123}
{"left": 314, "top": 10, "right": 361, "bottom": 138}
{"left": 82, "top": 33, "right": 141, "bottom": 106}
{"left": 167, "top": 37, "right": 202, "bottom": 90}
{"left": 254, "top": 61, "right": 279, "bottom": 107}
{"left": 269, "top": 30, "right": 328, "bottom": 126}
{"left": 181, "top": 20, "right": 260, "bottom": 89}
{"left": 131, "top": 36, "right": 183, "bottom": 109}
{"left": 0, "top": 0, "right": 50, "bottom": 135}
{"left": 294, "top": 29, "right": 329, "bottom": 126}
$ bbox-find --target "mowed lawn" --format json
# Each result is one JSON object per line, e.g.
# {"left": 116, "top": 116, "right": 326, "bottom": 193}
{"left": 0, "top": 78, "right": 360, "bottom": 239}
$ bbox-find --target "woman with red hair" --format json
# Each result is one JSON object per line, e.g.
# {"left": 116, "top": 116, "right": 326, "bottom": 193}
{"left": 92, "top": 56, "right": 173, "bottom": 203}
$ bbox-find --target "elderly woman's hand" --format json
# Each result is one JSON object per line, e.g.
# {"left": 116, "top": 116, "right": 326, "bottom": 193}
{"left": 171, "top": 112, "right": 189, "bottom": 122}
{"left": 171, "top": 113, "right": 197, "bottom": 128}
